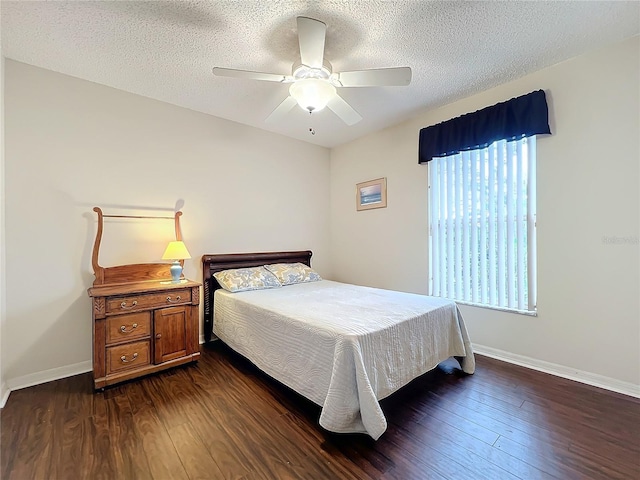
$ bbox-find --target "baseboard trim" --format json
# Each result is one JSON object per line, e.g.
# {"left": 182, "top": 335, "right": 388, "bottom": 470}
{"left": 4, "top": 360, "right": 92, "bottom": 406}
{"left": 473, "top": 344, "right": 640, "bottom": 399}
{"left": 4, "top": 343, "right": 634, "bottom": 407}
{"left": 0, "top": 381, "right": 9, "bottom": 409}
{"left": 199, "top": 334, "right": 218, "bottom": 345}
{"left": 1, "top": 337, "right": 218, "bottom": 408}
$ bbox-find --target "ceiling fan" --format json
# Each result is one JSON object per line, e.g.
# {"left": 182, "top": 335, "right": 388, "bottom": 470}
{"left": 212, "top": 17, "right": 412, "bottom": 126}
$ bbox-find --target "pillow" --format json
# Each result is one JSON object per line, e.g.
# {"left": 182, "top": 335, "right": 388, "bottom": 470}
{"left": 264, "top": 262, "right": 322, "bottom": 286}
{"left": 213, "top": 266, "right": 282, "bottom": 293}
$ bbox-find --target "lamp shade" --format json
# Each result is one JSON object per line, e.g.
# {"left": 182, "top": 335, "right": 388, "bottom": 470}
{"left": 162, "top": 241, "right": 191, "bottom": 260}
{"left": 289, "top": 78, "right": 336, "bottom": 113}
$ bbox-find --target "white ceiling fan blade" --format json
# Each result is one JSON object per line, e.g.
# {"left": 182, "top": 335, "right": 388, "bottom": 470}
{"left": 212, "top": 67, "right": 292, "bottom": 83}
{"left": 333, "top": 67, "right": 412, "bottom": 87}
{"left": 297, "top": 17, "right": 326, "bottom": 69}
{"left": 327, "top": 94, "right": 362, "bottom": 126}
{"left": 265, "top": 96, "right": 298, "bottom": 123}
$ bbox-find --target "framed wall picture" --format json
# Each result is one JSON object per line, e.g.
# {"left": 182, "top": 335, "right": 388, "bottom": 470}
{"left": 356, "top": 177, "right": 387, "bottom": 211}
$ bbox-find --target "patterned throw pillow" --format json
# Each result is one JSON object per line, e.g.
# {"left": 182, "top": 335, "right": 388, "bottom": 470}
{"left": 263, "top": 263, "right": 322, "bottom": 286}
{"left": 213, "top": 266, "right": 282, "bottom": 293}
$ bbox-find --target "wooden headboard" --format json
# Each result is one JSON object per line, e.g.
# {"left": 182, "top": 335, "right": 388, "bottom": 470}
{"left": 201, "top": 250, "right": 313, "bottom": 342}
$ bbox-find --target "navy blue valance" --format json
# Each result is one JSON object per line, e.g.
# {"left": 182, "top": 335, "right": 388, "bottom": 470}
{"left": 418, "top": 90, "right": 551, "bottom": 164}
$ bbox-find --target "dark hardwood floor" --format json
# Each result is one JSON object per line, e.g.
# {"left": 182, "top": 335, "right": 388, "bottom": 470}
{"left": 2, "top": 341, "right": 639, "bottom": 479}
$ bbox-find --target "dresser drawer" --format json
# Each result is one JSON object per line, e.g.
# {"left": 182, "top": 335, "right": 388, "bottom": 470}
{"left": 106, "top": 311, "right": 151, "bottom": 345}
{"left": 106, "top": 340, "right": 151, "bottom": 375}
{"left": 106, "top": 289, "right": 191, "bottom": 314}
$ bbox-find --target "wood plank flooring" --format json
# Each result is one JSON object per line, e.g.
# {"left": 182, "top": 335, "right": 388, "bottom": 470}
{"left": 2, "top": 341, "right": 639, "bottom": 479}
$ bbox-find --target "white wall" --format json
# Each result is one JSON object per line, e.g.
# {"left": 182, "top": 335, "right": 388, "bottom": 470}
{"left": 330, "top": 36, "right": 640, "bottom": 391}
{"left": 3, "top": 60, "right": 331, "bottom": 388}
{"left": 1, "top": 50, "right": 7, "bottom": 405}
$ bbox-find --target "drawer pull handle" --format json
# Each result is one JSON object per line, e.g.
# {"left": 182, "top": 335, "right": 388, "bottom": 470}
{"left": 120, "top": 300, "right": 138, "bottom": 310}
{"left": 120, "top": 323, "right": 138, "bottom": 334}
{"left": 120, "top": 353, "right": 139, "bottom": 363}
{"left": 166, "top": 295, "right": 181, "bottom": 303}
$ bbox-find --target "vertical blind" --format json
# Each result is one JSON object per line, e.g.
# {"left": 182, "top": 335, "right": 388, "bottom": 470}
{"left": 428, "top": 137, "right": 537, "bottom": 312}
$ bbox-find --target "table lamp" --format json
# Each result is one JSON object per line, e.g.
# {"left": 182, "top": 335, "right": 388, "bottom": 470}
{"left": 162, "top": 240, "right": 191, "bottom": 282}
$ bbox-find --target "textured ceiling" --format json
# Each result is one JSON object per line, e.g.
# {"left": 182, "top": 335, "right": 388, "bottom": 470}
{"left": 2, "top": 1, "right": 639, "bottom": 148}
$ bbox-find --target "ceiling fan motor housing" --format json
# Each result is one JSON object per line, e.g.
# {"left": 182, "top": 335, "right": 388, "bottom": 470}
{"left": 291, "top": 59, "right": 332, "bottom": 80}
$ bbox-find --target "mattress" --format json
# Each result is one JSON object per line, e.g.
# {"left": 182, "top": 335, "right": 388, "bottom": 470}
{"left": 213, "top": 280, "right": 475, "bottom": 439}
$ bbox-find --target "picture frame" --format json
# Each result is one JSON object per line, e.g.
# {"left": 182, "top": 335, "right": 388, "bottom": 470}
{"left": 356, "top": 177, "right": 387, "bottom": 211}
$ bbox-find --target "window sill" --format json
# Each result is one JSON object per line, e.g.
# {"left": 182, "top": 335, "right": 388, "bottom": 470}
{"left": 453, "top": 299, "right": 538, "bottom": 317}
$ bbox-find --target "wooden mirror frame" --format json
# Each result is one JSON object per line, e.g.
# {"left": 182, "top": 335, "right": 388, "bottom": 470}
{"left": 91, "top": 207, "right": 184, "bottom": 286}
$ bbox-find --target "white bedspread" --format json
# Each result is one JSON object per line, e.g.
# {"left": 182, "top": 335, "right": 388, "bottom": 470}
{"left": 213, "top": 280, "right": 475, "bottom": 439}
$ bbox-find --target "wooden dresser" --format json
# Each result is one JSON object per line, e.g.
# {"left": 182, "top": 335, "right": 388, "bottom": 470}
{"left": 88, "top": 207, "right": 200, "bottom": 390}
{"left": 89, "top": 279, "right": 201, "bottom": 389}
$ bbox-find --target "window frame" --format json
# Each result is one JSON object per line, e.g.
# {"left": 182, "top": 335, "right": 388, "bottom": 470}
{"left": 427, "top": 136, "right": 537, "bottom": 315}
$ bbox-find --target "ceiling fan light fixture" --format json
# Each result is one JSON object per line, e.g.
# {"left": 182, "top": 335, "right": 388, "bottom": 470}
{"left": 289, "top": 78, "right": 336, "bottom": 113}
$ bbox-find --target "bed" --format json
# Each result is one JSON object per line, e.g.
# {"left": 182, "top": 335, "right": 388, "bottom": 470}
{"left": 202, "top": 250, "right": 475, "bottom": 440}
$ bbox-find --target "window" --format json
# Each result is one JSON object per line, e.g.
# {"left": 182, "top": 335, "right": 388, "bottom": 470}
{"left": 428, "top": 137, "right": 537, "bottom": 313}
